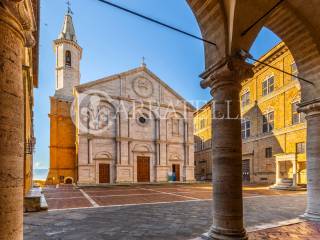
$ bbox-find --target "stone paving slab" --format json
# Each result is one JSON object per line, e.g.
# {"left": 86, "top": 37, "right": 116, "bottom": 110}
{"left": 42, "top": 184, "right": 305, "bottom": 211}
{"left": 46, "top": 198, "right": 92, "bottom": 210}
{"left": 92, "top": 193, "right": 190, "bottom": 206}
{"left": 43, "top": 186, "right": 91, "bottom": 210}
{"left": 24, "top": 193, "right": 308, "bottom": 240}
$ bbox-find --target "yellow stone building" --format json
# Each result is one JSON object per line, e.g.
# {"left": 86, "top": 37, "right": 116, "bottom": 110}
{"left": 194, "top": 42, "right": 307, "bottom": 187}
{"left": 194, "top": 100, "right": 212, "bottom": 180}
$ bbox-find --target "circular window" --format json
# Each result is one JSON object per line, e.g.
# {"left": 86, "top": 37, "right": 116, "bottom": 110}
{"left": 139, "top": 116, "right": 146, "bottom": 124}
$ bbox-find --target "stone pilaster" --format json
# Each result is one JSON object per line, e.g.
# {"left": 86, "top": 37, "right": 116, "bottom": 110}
{"left": 0, "top": 1, "right": 36, "bottom": 239}
{"left": 200, "top": 57, "right": 253, "bottom": 240}
{"left": 298, "top": 98, "right": 320, "bottom": 221}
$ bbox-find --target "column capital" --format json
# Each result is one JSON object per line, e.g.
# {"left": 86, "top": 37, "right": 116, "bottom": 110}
{"left": 298, "top": 98, "right": 320, "bottom": 117}
{"left": 0, "top": 0, "right": 36, "bottom": 47}
{"left": 200, "top": 56, "right": 253, "bottom": 94}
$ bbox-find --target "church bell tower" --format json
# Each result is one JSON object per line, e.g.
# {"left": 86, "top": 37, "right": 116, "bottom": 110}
{"left": 53, "top": 4, "right": 82, "bottom": 99}
{"left": 46, "top": 2, "right": 80, "bottom": 185}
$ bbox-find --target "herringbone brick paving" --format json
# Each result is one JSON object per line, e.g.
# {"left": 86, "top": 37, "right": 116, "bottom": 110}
{"left": 249, "top": 221, "right": 320, "bottom": 239}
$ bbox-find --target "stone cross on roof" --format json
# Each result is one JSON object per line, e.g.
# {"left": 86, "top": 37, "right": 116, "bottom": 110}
{"left": 141, "top": 56, "right": 146, "bottom": 67}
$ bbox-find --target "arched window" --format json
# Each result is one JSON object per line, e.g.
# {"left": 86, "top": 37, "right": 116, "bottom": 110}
{"left": 65, "top": 50, "right": 71, "bottom": 66}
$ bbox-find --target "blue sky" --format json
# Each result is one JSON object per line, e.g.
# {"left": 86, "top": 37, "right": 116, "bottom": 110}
{"left": 34, "top": 0, "right": 280, "bottom": 169}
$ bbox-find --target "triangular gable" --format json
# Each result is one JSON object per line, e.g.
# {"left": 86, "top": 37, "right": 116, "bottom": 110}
{"left": 75, "top": 66, "right": 196, "bottom": 111}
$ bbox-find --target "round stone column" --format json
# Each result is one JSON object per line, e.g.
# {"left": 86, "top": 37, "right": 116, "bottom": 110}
{"left": 200, "top": 57, "right": 253, "bottom": 240}
{"left": 0, "top": 2, "right": 35, "bottom": 239}
{"left": 299, "top": 99, "right": 320, "bottom": 221}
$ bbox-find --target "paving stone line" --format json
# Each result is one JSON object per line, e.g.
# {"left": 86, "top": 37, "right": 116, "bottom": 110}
{"left": 138, "top": 187, "right": 201, "bottom": 201}
{"left": 79, "top": 189, "right": 100, "bottom": 207}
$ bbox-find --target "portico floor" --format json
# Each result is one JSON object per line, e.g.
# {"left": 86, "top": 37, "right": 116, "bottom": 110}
{"left": 24, "top": 184, "right": 319, "bottom": 239}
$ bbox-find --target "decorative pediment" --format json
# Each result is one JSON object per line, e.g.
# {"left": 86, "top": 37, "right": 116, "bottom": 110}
{"left": 132, "top": 144, "right": 152, "bottom": 153}
{"left": 169, "top": 153, "right": 182, "bottom": 161}
{"left": 94, "top": 151, "right": 112, "bottom": 160}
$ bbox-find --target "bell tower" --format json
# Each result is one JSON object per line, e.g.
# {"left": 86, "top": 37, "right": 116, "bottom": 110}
{"left": 53, "top": 3, "right": 82, "bottom": 99}
{"left": 47, "top": 2, "right": 80, "bottom": 185}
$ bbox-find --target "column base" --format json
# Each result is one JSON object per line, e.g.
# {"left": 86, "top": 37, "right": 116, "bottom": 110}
{"left": 199, "top": 227, "right": 247, "bottom": 240}
{"left": 301, "top": 212, "right": 320, "bottom": 221}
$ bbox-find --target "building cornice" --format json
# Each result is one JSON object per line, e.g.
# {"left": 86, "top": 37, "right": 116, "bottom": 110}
{"left": 77, "top": 134, "right": 193, "bottom": 145}
{"left": 53, "top": 38, "right": 83, "bottom": 57}
{"left": 242, "top": 122, "right": 306, "bottom": 144}
{"left": 241, "top": 80, "right": 300, "bottom": 115}
{"left": 241, "top": 42, "right": 289, "bottom": 86}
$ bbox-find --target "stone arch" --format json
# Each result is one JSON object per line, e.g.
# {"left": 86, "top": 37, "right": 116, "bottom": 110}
{"left": 264, "top": 3, "right": 320, "bottom": 102}
{"left": 128, "top": 105, "right": 158, "bottom": 120}
{"left": 132, "top": 144, "right": 153, "bottom": 153}
{"left": 166, "top": 111, "right": 185, "bottom": 120}
{"left": 94, "top": 151, "right": 112, "bottom": 160}
{"left": 187, "top": 0, "right": 227, "bottom": 68}
{"left": 64, "top": 177, "right": 74, "bottom": 184}
{"left": 187, "top": 1, "right": 320, "bottom": 103}
{"left": 169, "top": 153, "right": 182, "bottom": 161}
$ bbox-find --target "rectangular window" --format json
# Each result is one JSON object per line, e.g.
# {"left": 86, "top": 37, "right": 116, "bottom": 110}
{"left": 262, "top": 76, "right": 275, "bottom": 96}
{"left": 265, "top": 147, "right": 273, "bottom": 158}
{"left": 262, "top": 80, "right": 268, "bottom": 96}
{"left": 291, "top": 62, "right": 298, "bottom": 81}
{"left": 262, "top": 111, "right": 274, "bottom": 133}
{"left": 268, "top": 76, "right": 274, "bottom": 93}
{"left": 292, "top": 102, "right": 305, "bottom": 124}
{"left": 296, "top": 142, "right": 306, "bottom": 154}
{"left": 241, "top": 119, "right": 251, "bottom": 139}
{"left": 200, "top": 119, "right": 206, "bottom": 129}
{"left": 241, "top": 91, "right": 250, "bottom": 107}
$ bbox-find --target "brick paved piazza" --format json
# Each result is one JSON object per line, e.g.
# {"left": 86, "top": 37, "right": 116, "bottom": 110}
{"left": 24, "top": 184, "right": 316, "bottom": 240}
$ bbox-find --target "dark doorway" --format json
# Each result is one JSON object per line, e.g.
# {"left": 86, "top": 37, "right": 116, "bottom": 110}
{"left": 99, "top": 163, "right": 110, "bottom": 183}
{"left": 137, "top": 156, "right": 150, "bottom": 182}
{"left": 65, "top": 178, "right": 73, "bottom": 184}
{"left": 172, "top": 164, "right": 180, "bottom": 181}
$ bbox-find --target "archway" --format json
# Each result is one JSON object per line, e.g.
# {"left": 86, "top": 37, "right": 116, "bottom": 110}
{"left": 64, "top": 177, "right": 74, "bottom": 184}
{"left": 187, "top": 0, "right": 320, "bottom": 238}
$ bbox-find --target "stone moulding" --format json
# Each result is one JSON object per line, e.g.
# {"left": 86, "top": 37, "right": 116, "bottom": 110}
{"left": 1, "top": 0, "right": 37, "bottom": 47}
{"left": 298, "top": 97, "right": 320, "bottom": 116}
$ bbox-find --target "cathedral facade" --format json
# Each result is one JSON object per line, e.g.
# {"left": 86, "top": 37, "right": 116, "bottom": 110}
{"left": 47, "top": 11, "right": 195, "bottom": 185}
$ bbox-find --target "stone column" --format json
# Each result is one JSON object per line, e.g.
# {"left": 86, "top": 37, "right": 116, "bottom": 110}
{"left": 155, "top": 118, "right": 160, "bottom": 181}
{"left": 299, "top": 99, "right": 320, "bottom": 221}
{"left": 115, "top": 113, "right": 121, "bottom": 183}
{"left": 292, "top": 159, "right": 297, "bottom": 187}
{"left": 200, "top": 57, "right": 253, "bottom": 240}
{"left": 116, "top": 113, "right": 121, "bottom": 164}
{"left": 275, "top": 160, "right": 281, "bottom": 185}
{"left": 0, "top": 1, "right": 36, "bottom": 239}
{"left": 155, "top": 118, "right": 160, "bottom": 165}
{"left": 183, "top": 120, "right": 188, "bottom": 181}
